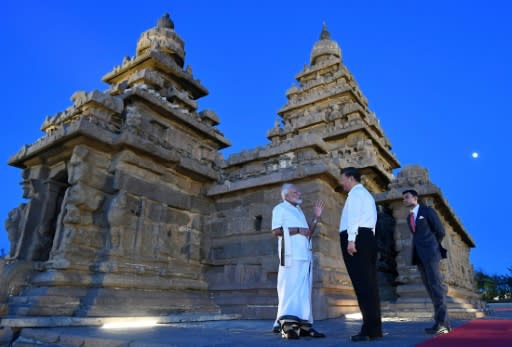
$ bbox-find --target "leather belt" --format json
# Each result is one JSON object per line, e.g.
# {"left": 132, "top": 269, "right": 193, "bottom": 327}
{"left": 340, "top": 227, "right": 374, "bottom": 234}
{"left": 288, "top": 227, "right": 310, "bottom": 236}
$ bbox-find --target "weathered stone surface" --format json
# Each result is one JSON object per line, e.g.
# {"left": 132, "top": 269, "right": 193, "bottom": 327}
{"left": 1, "top": 14, "right": 481, "bottom": 328}
{"left": 0, "top": 325, "right": 14, "bottom": 346}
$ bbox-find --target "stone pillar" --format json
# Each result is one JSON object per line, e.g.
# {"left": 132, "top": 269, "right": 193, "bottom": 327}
{"left": 31, "top": 179, "right": 68, "bottom": 261}
{"left": 13, "top": 167, "right": 49, "bottom": 261}
{"left": 5, "top": 204, "right": 26, "bottom": 258}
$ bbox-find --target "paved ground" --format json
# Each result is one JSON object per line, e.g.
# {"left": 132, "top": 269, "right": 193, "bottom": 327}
{"left": 3, "top": 317, "right": 477, "bottom": 347}
{"left": 5, "top": 304, "right": 512, "bottom": 347}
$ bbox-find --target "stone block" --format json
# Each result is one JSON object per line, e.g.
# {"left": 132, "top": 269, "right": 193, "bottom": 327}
{"left": 66, "top": 183, "right": 105, "bottom": 212}
{"left": 78, "top": 288, "right": 218, "bottom": 317}
{"left": 208, "top": 238, "right": 274, "bottom": 262}
{"left": 215, "top": 199, "right": 241, "bottom": 211}
{"left": 0, "top": 326, "right": 14, "bottom": 345}
{"left": 113, "top": 171, "right": 191, "bottom": 210}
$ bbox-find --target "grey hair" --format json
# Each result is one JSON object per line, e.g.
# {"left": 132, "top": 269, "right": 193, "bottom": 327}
{"left": 281, "top": 183, "right": 294, "bottom": 201}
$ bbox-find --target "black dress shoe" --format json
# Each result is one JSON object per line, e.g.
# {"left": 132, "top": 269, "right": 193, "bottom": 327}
{"left": 351, "top": 333, "right": 382, "bottom": 342}
{"left": 425, "top": 324, "right": 450, "bottom": 335}
{"left": 434, "top": 325, "right": 450, "bottom": 335}
{"left": 351, "top": 334, "right": 370, "bottom": 342}
{"left": 282, "top": 329, "right": 300, "bottom": 339}
{"left": 299, "top": 327, "right": 326, "bottom": 338}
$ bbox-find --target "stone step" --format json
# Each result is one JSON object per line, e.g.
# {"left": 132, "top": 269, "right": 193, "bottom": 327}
{"left": 381, "top": 302, "right": 475, "bottom": 310}
{"left": 327, "top": 305, "right": 357, "bottom": 318}
{"left": 81, "top": 304, "right": 219, "bottom": 317}
{"left": 219, "top": 303, "right": 277, "bottom": 319}
{"left": 381, "top": 307, "right": 485, "bottom": 320}
{"left": 1, "top": 313, "right": 242, "bottom": 328}
{"left": 5, "top": 287, "right": 221, "bottom": 318}
{"left": 7, "top": 294, "right": 82, "bottom": 317}
{"left": 8, "top": 304, "right": 78, "bottom": 317}
{"left": 325, "top": 297, "right": 358, "bottom": 306}
{"left": 12, "top": 338, "right": 64, "bottom": 347}
{"left": 19, "top": 287, "right": 210, "bottom": 301}
{"left": 211, "top": 293, "right": 277, "bottom": 306}
{"left": 9, "top": 295, "right": 80, "bottom": 306}
{"left": 15, "top": 328, "right": 121, "bottom": 347}
{"left": 90, "top": 293, "right": 214, "bottom": 306}
{"left": 19, "top": 286, "right": 88, "bottom": 297}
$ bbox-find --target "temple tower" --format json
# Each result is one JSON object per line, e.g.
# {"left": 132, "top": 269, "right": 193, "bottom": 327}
{"left": 205, "top": 24, "right": 400, "bottom": 319}
{"left": 2, "top": 14, "right": 229, "bottom": 318}
{"left": 272, "top": 23, "right": 399, "bottom": 189}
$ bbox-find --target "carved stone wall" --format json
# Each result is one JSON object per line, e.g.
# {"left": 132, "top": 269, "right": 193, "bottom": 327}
{"left": 206, "top": 178, "right": 362, "bottom": 320}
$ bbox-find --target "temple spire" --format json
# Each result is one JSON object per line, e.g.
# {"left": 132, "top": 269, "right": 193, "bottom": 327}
{"left": 320, "top": 22, "right": 330, "bottom": 40}
{"left": 157, "top": 13, "right": 174, "bottom": 29}
{"left": 309, "top": 22, "right": 341, "bottom": 65}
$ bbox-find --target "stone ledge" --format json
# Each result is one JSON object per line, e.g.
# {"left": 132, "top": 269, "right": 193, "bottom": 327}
{"left": 207, "top": 162, "right": 338, "bottom": 196}
{"left": 225, "top": 132, "right": 328, "bottom": 166}
{"left": 0, "top": 313, "right": 242, "bottom": 328}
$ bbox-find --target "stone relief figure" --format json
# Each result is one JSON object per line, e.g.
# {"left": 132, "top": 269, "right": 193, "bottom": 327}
{"left": 125, "top": 106, "right": 143, "bottom": 134}
{"left": 5, "top": 204, "right": 26, "bottom": 258}
{"left": 21, "top": 178, "right": 36, "bottom": 200}
{"left": 68, "top": 146, "right": 90, "bottom": 185}
{"left": 107, "top": 191, "right": 139, "bottom": 254}
{"left": 107, "top": 193, "right": 129, "bottom": 252}
{"left": 327, "top": 104, "right": 342, "bottom": 121}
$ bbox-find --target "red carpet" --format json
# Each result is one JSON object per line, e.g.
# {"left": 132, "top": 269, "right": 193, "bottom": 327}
{"left": 416, "top": 320, "right": 512, "bottom": 347}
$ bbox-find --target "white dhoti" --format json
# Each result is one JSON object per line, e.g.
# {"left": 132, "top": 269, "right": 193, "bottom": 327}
{"left": 275, "top": 258, "right": 313, "bottom": 323}
{"left": 271, "top": 200, "right": 313, "bottom": 329}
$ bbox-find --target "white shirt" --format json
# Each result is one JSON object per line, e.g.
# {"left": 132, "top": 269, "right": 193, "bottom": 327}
{"left": 272, "top": 200, "right": 311, "bottom": 261}
{"left": 339, "top": 184, "right": 377, "bottom": 242}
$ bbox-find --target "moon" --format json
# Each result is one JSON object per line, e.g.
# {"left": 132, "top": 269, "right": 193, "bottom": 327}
{"left": 472, "top": 152, "right": 479, "bottom": 159}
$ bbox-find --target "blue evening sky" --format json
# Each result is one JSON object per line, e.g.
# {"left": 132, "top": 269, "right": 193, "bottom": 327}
{"left": 1, "top": 1, "right": 510, "bottom": 274}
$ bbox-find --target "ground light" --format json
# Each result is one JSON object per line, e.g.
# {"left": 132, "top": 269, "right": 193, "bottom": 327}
{"left": 101, "top": 318, "right": 159, "bottom": 329}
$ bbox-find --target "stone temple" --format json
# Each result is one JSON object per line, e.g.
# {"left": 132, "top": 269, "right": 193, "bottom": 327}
{"left": 0, "top": 14, "right": 482, "bottom": 328}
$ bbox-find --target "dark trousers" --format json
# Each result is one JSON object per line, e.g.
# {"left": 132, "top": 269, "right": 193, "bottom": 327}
{"left": 340, "top": 228, "right": 382, "bottom": 337}
{"left": 417, "top": 259, "right": 449, "bottom": 327}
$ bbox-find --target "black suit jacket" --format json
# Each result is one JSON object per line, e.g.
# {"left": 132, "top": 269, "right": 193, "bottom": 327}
{"left": 407, "top": 204, "right": 447, "bottom": 265}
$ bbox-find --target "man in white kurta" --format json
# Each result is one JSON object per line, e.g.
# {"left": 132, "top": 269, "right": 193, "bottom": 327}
{"left": 271, "top": 183, "right": 325, "bottom": 339}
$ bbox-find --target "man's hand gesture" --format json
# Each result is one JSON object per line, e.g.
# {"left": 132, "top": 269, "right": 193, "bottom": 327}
{"left": 313, "top": 200, "right": 325, "bottom": 218}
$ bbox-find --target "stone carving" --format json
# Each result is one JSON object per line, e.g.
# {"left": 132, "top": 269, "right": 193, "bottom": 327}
{"left": 125, "top": 105, "right": 143, "bottom": 133}
{"left": 5, "top": 205, "right": 25, "bottom": 258}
